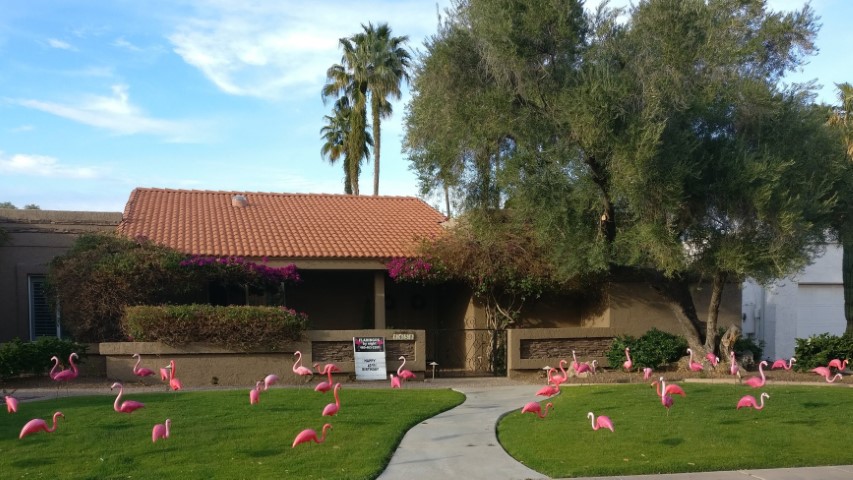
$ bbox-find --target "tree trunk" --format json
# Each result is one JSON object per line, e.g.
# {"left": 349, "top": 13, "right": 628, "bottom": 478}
{"left": 704, "top": 270, "right": 727, "bottom": 352}
{"left": 444, "top": 184, "right": 451, "bottom": 218}
{"left": 372, "top": 98, "right": 381, "bottom": 196}
{"left": 844, "top": 234, "right": 853, "bottom": 334}
{"left": 649, "top": 275, "right": 704, "bottom": 350}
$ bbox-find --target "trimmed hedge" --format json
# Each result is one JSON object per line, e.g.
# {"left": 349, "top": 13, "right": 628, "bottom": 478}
{"left": 123, "top": 305, "right": 309, "bottom": 351}
{"left": 606, "top": 328, "right": 688, "bottom": 370}
{"left": 0, "top": 337, "right": 88, "bottom": 380}
{"left": 794, "top": 332, "right": 853, "bottom": 370}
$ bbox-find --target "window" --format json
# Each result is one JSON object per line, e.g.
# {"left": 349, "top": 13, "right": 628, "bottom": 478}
{"left": 29, "top": 275, "right": 59, "bottom": 339}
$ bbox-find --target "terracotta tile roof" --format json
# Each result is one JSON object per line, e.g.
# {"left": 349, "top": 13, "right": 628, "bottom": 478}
{"left": 117, "top": 188, "right": 447, "bottom": 259}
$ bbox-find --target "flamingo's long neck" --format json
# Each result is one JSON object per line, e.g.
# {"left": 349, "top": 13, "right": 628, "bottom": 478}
{"left": 48, "top": 413, "right": 61, "bottom": 433}
{"left": 589, "top": 413, "right": 597, "bottom": 430}
{"left": 660, "top": 380, "right": 667, "bottom": 400}
{"left": 398, "top": 357, "right": 406, "bottom": 376}
{"left": 133, "top": 356, "right": 142, "bottom": 373}
{"left": 169, "top": 361, "right": 176, "bottom": 380}
{"left": 572, "top": 351, "right": 578, "bottom": 365}
{"left": 688, "top": 349, "right": 694, "bottom": 363}
{"left": 758, "top": 362, "right": 765, "bottom": 381}
{"left": 333, "top": 384, "right": 341, "bottom": 407}
{"left": 538, "top": 404, "right": 550, "bottom": 418}
{"left": 559, "top": 360, "right": 567, "bottom": 377}
{"left": 326, "top": 365, "right": 334, "bottom": 384}
{"left": 652, "top": 381, "right": 662, "bottom": 397}
{"left": 164, "top": 420, "right": 171, "bottom": 438}
{"left": 50, "top": 357, "right": 60, "bottom": 379}
{"left": 293, "top": 352, "right": 302, "bottom": 372}
{"left": 69, "top": 354, "right": 78, "bottom": 374}
{"left": 547, "top": 368, "right": 555, "bottom": 383}
{"left": 114, "top": 385, "right": 124, "bottom": 411}
{"left": 757, "top": 394, "right": 767, "bottom": 410}
{"left": 829, "top": 373, "right": 843, "bottom": 383}
{"left": 319, "top": 424, "right": 331, "bottom": 443}
{"left": 626, "top": 349, "right": 632, "bottom": 363}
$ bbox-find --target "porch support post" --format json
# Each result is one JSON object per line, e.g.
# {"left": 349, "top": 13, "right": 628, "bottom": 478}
{"left": 373, "top": 271, "right": 386, "bottom": 329}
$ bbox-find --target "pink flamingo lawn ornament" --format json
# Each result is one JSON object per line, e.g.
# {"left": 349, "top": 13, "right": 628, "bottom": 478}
{"left": 164, "top": 360, "right": 182, "bottom": 391}
{"left": 262, "top": 374, "right": 279, "bottom": 391}
{"left": 52, "top": 352, "right": 79, "bottom": 382}
{"left": 652, "top": 377, "right": 686, "bottom": 397}
{"left": 686, "top": 348, "right": 704, "bottom": 372}
{"left": 152, "top": 419, "right": 171, "bottom": 443}
{"left": 314, "top": 364, "right": 336, "bottom": 393}
{"left": 576, "top": 360, "right": 597, "bottom": 376}
{"left": 131, "top": 353, "right": 155, "bottom": 377}
{"left": 293, "top": 351, "right": 314, "bottom": 381}
{"left": 771, "top": 357, "right": 796, "bottom": 370}
{"left": 643, "top": 367, "right": 654, "bottom": 380}
{"left": 828, "top": 358, "right": 849, "bottom": 372}
{"left": 250, "top": 381, "right": 263, "bottom": 405}
{"left": 551, "top": 359, "right": 568, "bottom": 385}
{"left": 292, "top": 423, "right": 333, "bottom": 448}
{"left": 111, "top": 382, "right": 145, "bottom": 414}
{"left": 19, "top": 411, "right": 63, "bottom": 439}
{"left": 623, "top": 347, "right": 633, "bottom": 371}
{"left": 587, "top": 412, "right": 614, "bottom": 432}
{"left": 49, "top": 356, "right": 62, "bottom": 380}
{"left": 737, "top": 392, "right": 770, "bottom": 410}
{"left": 744, "top": 360, "right": 768, "bottom": 388}
{"left": 729, "top": 351, "right": 740, "bottom": 376}
{"left": 705, "top": 353, "right": 720, "bottom": 368}
{"left": 390, "top": 374, "right": 401, "bottom": 388}
{"left": 659, "top": 379, "right": 677, "bottom": 415}
{"left": 5, "top": 395, "right": 18, "bottom": 413}
{"left": 159, "top": 366, "right": 170, "bottom": 382}
{"left": 521, "top": 401, "right": 554, "bottom": 419}
{"left": 536, "top": 382, "right": 560, "bottom": 397}
{"left": 811, "top": 366, "right": 844, "bottom": 383}
{"left": 322, "top": 383, "right": 342, "bottom": 417}
{"left": 397, "top": 356, "right": 416, "bottom": 381}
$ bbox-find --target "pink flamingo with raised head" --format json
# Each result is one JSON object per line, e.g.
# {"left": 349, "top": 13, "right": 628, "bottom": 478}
{"left": 322, "top": 383, "right": 342, "bottom": 417}
{"left": 152, "top": 419, "right": 171, "bottom": 443}
{"left": 397, "top": 356, "right": 416, "bottom": 381}
{"left": 52, "top": 352, "right": 79, "bottom": 382}
{"left": 686, "top": 348, "right": 704, "bottom": 372}
{"left": 19, "top": 412, "right": 63, "bottom": 439}
{"left": 293, "top": 351, "right": 314, "bottom": 381}
{"left": 729, "top": 351, "right": 739, "bottom": 376}
{"left": 828, "top": 358, "right": 849, "bottom": 372}
{"left": 250, "top": 381, "right": 263, "bottom": 405}
{"left": 262, "top": 374, "right": 279, "bottom": 391}
{"left": 5, "top": 395, "right": 18, "bottom": 413}
{"left": 623, "top": 347, "right": 633, "bottom": 371}
{"left": 49, "top": 356, "right": 62, "bottom": 380}
{"left": 292, "top": 423, "right": 333, "bottom": 448}
{"left": 811, "top": 366, "right": 844, "bottom": 383}
{"left": 165, "top": 360, "right": 182, "bottom": 391}
{"left": 521, "top": 401, "right": 554, "bottom": 419}
{"left": 111, "top": 382, "right": 145, "bottom": 414}
{"left": 771, "top": 357, "right": 796, "bottom": 370}
{"left": 131, "top": 353, "right": 155, "bottom": 377}
{"left": 314, "top": 364, "right": 336, "bottom": 393}
{"left": 390, "top": 374, "right": 401, "bottom": 388}
{"left": 587, "top": 412, "right": 614, "bottom": 432}
{"left": 659, "top": 379, "right": 674, "bottom": 414}
{"left": 551, "top": 359, "right": 568, "bottom": 385}
{"left": 643, "top": 367, "right": 653, "bottom": 380}
{"left": 737, "top": 392, "right": 769, "bottom": 410}
{"left": 744, "top": 361, "right": 768, "bottom": 388}
{"left": 652, "top": 377, "right": 686, "bottom": 397}
{"left": 705, "top": 353, "right": 720, "bottom": 368}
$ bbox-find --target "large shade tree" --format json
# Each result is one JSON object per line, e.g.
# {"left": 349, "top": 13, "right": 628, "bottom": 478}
{"left": 405, "top": 0, "right": 839, "bottom": 352}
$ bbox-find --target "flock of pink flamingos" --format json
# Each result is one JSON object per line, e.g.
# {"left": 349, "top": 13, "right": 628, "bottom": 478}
{"left": 521, "top": 347, "right": 849, "bottom": 431}
{"left": 4, "top": 350, "right": 419, "bottom": 449}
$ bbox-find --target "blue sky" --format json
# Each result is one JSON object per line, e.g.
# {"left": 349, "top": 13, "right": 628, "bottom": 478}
{"left": 1, "top": 0, "right": 851, "bottom": 212}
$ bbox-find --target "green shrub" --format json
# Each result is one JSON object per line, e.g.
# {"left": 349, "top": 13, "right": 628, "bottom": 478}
{"left": 0, "top": 337, "right": 88, "bottom": 380}
{"left": 606, "top": 328, "right": 688, "bottom": 370}
{"left": 123, "top": 304, "right": 309, "bottom": 351}
{"left": 794, "top": 332, "right": 853, "bottom": 370}
{"left": 734, "top": 335, "right": 764, "bottom": 363}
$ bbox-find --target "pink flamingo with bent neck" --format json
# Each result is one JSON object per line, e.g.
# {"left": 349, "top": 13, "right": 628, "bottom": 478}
{"left": 737, "top": 392, "right": 769, "bottom": 410}
{"left": 5, "top": 395, "right": 18, "bottom": 413}
{"left": 551, "top": 359, "right": 568, "bottom": 385}
{"left": 705, "top": 353, "right": 720, "bottom": 368}
{"left": 587, "top": 412, "right": 614, "bottom": 432}
{"left": 250, "top": 381, "right": 263, "bottom": 405}
{"left": 131, "top": 353, "right": 155, "bottom": 377}
{"left": 152, "top": 419, "right": 171, "bottom": 443}
{"left": 623, "top": 347, "right": 633, "bottom": 371}
{"left": 659, "top": 379, "right": 675, "bottom": 414}
{"left": 314, "top": 364, "right": 336, "bottom": 393}
{"left": 521, "top": 401, "right": 554, "bottom": 419}
{"left": 811, "top": 366, "right": 844, "bottom": 383}
{"left": 292, "top": 423, "right": 333, "bottom": 448}
{"left": 322, "top": 383, "right": 342, "bottom": 417}
{"left": 744, "top": 361, "right": 768, "bottom": 388}
{"left": 729, "top": 351, "right": 740, "bottom": 376}
{"left": 828, "top": 358, "right": 849, "bottom": 372}
{"left": 52, "top": 352, "right": 79, "bottom": 382}
{"left": 686, "top": 349, "right": 704, "bottom": 372}
{"left": 111, "top": 382, "right": 145, "bottom": 414}
{"left": 19, "top": 412, "right": 63, "bottom": 439}
{"left": 390, "top": 374, "right": 401, "bottom": 388}
{"left": 652, "top": 377, "right": 686, "bottom": 397}
{"left": 397, "top": 356, "right": 416, "bottom": 381}
{"left": 536, "top": 380, "right": 560, "bottom": 397}
{"left": 292, "top": 351, "right": 314, "bottom": 381}
{"left": 49, "top": 356, "right": 62, "bottom": 380}
{"left": 576, "top": 360, "right": 598, "bottom": 376}
{"left": 165, "top": 360, "right": 182, "bottom": 390}
{"left": 262, "top": 374, "right": 279, "bottom": 391}
{"left": 771, "top": 357, "right": 796, "bottom": 370}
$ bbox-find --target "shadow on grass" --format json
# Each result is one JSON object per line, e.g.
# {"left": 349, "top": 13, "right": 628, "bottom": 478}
{"left": 243, "top": 448, "right": 280, "bottom": 458}
{"left": 801, "top": 402, "right": 831, "bottom": 408}
{"left": 12, "top": 458, "right": 55, "bottom": 468}
{"left": 660, "top": 437, "right": 684, "bottom": 446}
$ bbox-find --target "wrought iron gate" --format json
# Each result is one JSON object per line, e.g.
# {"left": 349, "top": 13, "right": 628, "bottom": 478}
{"left": 427, "top": 328, "right": 506, "bottom": 377}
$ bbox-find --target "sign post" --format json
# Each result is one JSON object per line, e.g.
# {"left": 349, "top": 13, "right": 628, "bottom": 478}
{"left": 353, "top": 337, "right": 387, "bottom": 381}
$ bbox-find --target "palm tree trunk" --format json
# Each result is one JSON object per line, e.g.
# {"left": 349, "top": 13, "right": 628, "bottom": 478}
{"left": 704, "top": 270, "right": 727, "bottom": 351}
{"left": 372, "top": 98, "right": 381, "bottom": 196}
{"left": 844, "top": 234, "right": 853, "bottom": 333}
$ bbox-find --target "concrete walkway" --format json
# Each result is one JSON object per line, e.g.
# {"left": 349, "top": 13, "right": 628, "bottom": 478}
{"left": 377, "top": 380, "right": 853, "bottom": 480}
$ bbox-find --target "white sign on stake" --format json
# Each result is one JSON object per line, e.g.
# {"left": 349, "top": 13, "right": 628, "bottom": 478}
{"left": 353, "top": 337, "right": 387, "bottom": 380}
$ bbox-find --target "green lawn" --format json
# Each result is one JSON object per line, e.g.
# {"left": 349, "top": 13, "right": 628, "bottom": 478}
{"left": 498, "top": 383, "right": 853, "bottom": 478}
{"left": 0, "top": 386, "right": 464, "bottom": 480}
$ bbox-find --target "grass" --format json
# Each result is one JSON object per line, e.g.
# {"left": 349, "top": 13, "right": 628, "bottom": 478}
{"left": 498, "top": 383, "right": 853, "bottom": 478}
{"left": 0, "top": 386, "right": 464, "bottom": 480}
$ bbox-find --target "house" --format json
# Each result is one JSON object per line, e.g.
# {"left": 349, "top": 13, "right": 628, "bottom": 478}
{"left": 742, "top": 243, "right": 845, "bottom": 360}
{"left": 0, "top": 209, "right": 122, "bottom": 342}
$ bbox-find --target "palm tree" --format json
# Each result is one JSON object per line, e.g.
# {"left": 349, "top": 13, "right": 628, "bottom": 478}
{"left": 320, "top": 97, "right": 372, "bottom": 195}
{"left": 322, "top": 62, "right": 370, "bottom": 195}
{"left": 828, "top": 82, "right": 853, "bottom": 332}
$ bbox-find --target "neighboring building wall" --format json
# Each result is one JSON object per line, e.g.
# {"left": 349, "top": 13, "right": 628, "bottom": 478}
{"left": 743, "top": 244, "right": 844, "bottom": 360}
{"left": 0, "top": 210, "right": 121, "bottom": 342}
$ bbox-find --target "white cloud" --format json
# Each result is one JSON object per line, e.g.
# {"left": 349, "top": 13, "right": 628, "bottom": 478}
{"left": 113, "top": 37, "right": 142, "bottom": 52}
{"left": 167, "top": 0, "right": 449, "bottom": 99}
{"left": 47, "top": 38, "right": 77, "bottom": 51}
{"left": 12, "top": 84, "right": 209, "bottom": 143}
{"left": 0, "top": 151, "right": 102, "bottom": 179}
{"left": 9, "top": 124, "right": 34, "bottom": 133}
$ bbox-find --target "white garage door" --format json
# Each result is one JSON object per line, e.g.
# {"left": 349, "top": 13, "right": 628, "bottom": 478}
{"left": 796, "top": 284, "right": 846, "bottom": 339}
